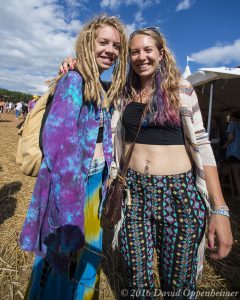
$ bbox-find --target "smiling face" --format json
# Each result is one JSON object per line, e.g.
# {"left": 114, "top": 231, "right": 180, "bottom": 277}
{"left": 94, "top": 25, "right": 121, "bottom": 74}
{"left": 130, "top": 34, "right": 163, "bottom": 84}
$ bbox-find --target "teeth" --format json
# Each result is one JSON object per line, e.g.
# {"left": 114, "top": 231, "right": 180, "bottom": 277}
{"left": 138, "top": 64, "right": 149, "bottom": 69}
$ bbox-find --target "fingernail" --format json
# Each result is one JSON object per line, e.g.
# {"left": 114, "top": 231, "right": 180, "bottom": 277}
{"left": 208, "top": 243, "right": 213, "bottom": 248}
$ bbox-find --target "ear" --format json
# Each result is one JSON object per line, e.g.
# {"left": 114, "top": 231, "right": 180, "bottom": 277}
{"left": 159, "top": 48, "right": 164, "bottom": 62}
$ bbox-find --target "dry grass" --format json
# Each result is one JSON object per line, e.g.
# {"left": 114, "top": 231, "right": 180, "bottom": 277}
{"left": 0, "top": 113, "right": 239, "bottom": 300}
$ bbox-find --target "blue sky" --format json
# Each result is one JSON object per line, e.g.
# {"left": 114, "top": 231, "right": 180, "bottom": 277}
{"left": 0, "top": 0, "right": 240, "bottom": 94}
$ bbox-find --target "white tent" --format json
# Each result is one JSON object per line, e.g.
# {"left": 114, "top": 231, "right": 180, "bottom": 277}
{"left": 186, "top": 67, "right": 240, "bottom": 132}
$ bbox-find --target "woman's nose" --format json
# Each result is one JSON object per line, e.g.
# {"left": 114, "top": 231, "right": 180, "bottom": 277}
{"left": 105, "top": 44, "right": 114, "bottom": 53}
{"left": 138, "top": 51, "right": 146, "bottom": 60}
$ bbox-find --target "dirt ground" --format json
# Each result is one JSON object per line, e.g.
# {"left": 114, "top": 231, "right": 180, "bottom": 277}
{"left": 0, "top": 112, "right": 239, "bottom": 300}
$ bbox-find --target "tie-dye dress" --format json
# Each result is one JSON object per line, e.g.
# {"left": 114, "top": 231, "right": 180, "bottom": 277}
{"left": 19, "top": 71, "right": 113, "bottom": 299}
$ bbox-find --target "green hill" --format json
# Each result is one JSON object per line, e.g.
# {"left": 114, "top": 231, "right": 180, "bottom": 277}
{"left": 0, "top": 88, "right": 34, "bottom": 103}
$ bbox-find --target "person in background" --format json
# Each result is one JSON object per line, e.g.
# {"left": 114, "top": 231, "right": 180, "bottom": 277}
{"left": 209, "top": 116, "right": 224, "bottom": 165}
{"left": 19, "top": 15, "right": 128, "bottom": 300}
{"left": 223, "top": 110, "right": 240, "bottom": 199}
{"left": 22, "top": 101, "right": 28, "bottom": 118}
{"left": 28, "top": 95, "right": 39, "bottom": 112}
{"left": 15, "top": 101, "right": 22, "bottom": 119}
{"left": 0, "top": 97, "right": 4, "bottom": 121}
{"left": 5, "top": 101, "right": 13, "bottom": 113}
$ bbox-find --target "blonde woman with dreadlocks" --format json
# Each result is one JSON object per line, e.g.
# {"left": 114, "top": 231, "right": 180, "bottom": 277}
{"left": 113, "top": 27, "right": 233, "bottom": 299}
{"left": 19, "top": 15, "right": 128, "bottom": 300}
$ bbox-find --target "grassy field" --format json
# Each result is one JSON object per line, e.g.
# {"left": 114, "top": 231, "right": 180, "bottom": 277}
{"left": 0, "top": 113, "right": 239, "bottom": 299}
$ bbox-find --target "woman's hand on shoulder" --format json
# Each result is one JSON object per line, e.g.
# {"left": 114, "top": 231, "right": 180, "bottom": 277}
{"left": 208, "top": 214, "right": 233, "bottom": 259}
{"left": 59, "top": 57, "right": 77, "bottom": 74}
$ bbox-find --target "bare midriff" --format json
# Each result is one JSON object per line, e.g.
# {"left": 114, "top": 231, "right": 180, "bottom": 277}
{"left": 124, "top": 143, "right": 192, "bottom": 175}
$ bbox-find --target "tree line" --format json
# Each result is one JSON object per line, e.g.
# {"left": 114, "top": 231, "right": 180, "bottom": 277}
{"left": 0, "top": 88, "right": 34, "bottom": 103}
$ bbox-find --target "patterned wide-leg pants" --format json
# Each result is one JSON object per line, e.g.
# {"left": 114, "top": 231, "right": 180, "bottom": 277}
{"left": 119, "top": 169, "right": 207, "bottom": 299}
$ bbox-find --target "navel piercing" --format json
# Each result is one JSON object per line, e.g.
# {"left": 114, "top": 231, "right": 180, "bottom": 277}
{"left": 144, "top": 158, "right": 150, "bottom": 175}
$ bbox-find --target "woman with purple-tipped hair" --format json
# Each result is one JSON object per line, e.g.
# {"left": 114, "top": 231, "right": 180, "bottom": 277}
{"left": 114, "top": 27, "right": 233, "bottom": 299}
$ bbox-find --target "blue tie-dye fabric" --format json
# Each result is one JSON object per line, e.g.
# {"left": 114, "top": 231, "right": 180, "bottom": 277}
{"left": 19, "top": 71, "right": 113, "bottom": 257}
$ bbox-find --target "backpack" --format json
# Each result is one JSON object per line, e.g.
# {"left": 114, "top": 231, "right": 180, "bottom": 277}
{"left": 16, "top": 75, "right": 110, "bottom": 176}
{"left": 16, "top": 92, "right": 54, "bottom": 176}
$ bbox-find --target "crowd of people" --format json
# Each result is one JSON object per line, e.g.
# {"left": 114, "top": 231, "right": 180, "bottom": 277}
{"left": 0, "top": 98, "right": 16, "bottom": 114}
{"left": 0, "top": 95, "right": 39, "bottom": 120}
{"left": 0, "top": 13, "right": 238, "bottom": 300}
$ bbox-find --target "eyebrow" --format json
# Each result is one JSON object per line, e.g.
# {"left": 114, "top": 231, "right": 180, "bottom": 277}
{"left": 97, "top": 38, "right": 120, "bottom": 45}
{"left": 131, "top": 46, "right": 154, "bottom": 51}
{"left": 98, "top": 37, "right": 119, "bottom": 41}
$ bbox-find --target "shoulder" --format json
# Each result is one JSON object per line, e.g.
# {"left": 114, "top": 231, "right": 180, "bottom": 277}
{"left": 179, "top": 78, "right": 194, "bottom": 96}
{"left": 55, "top": 71, "right": 83, "bottom": 105}
{"left": 58, "top": 70, "right": 83, "bottom": 90}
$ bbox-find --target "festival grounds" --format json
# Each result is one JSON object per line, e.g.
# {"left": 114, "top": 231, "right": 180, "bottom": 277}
{"left": 0, "top": 113, "right": 239, "bottom": 299}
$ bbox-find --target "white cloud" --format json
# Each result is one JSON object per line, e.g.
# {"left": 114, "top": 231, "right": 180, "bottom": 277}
{"left": 100, "top": 0, "right": 159, "bottom": 10}
{"left": 133, "top": 10, "right": 148, "bottom": 27}
{"left": 126, "top": 0, "right": 160, "bottom": 7}
{"left": 126, "top": 23, "right": 137, "bottom": 36}
{"left": 0, "top": 0, "right": 83, "bottom": 94}
{"left": 100, "top": 0, "right": 120, "bottom": 10}
{"left": 190, "top": 39, "right": 240, "bottom": 65}
{"left": 0, "top": 70, "right": 49, "bottom": 94}
{"left": 176, "top": 0, "right": 194, "bottom": 12}
{"left": 134, "top": 11, "right": 144, "bottom": 23}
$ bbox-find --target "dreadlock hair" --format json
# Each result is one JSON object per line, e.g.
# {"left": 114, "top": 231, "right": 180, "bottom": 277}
{"left": 75, "top": 15, "right": 128, "bottom": 109}
{"left": 48, "top": 15, "right": 128, "bottom": 109}
{"left": 124, "top": 28, "right": 182, "bottom": 126}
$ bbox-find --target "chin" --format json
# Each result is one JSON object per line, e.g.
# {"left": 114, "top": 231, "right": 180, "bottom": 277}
{"left": 101, "top": 64, "right": 112, "bottom": 71}
{"left": 138, "top": 72, "right": 153, "bottom": 78}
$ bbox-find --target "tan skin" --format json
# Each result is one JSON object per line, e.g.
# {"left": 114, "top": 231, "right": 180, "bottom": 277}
{"left": 127, "top": 34, "right": 233, "bottom": 260}
{"left": 60, "top": 35, "right": 233, "bottom": 260}
{"left": 92, "top": 25, "right": 120, "bottom": 159}
{"left": 125, "top": 35, "right": 192, "bottom": 176}
{"left": 66, "top": 25, "right": 121, "bottom": 160}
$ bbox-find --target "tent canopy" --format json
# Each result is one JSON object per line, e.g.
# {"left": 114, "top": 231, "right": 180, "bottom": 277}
{"left": 187, "top": 67, "right": 240, "bottom": 113}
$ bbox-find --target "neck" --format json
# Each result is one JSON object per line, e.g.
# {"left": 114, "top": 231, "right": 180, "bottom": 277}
{"left": 140, "top": 76, "right": 154, "bottom": 91}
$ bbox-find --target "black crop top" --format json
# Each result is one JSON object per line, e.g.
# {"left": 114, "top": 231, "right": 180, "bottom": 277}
{"left": 96, "top": 80, "right": 111, "bottom": 143}
{"left": 122, "top": 102, "right": 185, "bottom": 145}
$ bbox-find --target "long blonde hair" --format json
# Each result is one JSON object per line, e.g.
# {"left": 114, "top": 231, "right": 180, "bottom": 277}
{"left": 50, "top": 15, "right": 128, "bottom": 109}
{"left": 125, "top": 28, "right": 181, "bottom": 125}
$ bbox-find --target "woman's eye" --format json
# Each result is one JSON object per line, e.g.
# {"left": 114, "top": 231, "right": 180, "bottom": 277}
{"left": 114, "top": 44, "right": 120, "bottom": 50}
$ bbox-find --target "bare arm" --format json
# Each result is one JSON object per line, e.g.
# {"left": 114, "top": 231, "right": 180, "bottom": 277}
{"left": 203, "top": 165, "right": 233, "bottom": 259}
{"left": 204, "top": 165, "right": 225, "bottom": 206}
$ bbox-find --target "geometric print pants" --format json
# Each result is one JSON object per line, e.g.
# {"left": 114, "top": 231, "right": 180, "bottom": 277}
{"left": 119, "top": 168, "right": 207, "bottom": 299}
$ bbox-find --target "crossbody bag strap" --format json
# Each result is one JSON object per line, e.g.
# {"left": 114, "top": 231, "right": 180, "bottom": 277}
{"left": 120, "top": 101, "right": 147, "bottom": 179}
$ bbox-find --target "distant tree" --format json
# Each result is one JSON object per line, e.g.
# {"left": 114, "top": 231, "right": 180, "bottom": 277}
{"left": 0, "top": 88, "right": 34, "bottom": 103}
